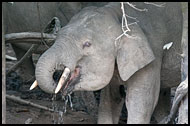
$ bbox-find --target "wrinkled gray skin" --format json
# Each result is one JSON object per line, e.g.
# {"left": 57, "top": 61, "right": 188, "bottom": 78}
{"left": 34, "top": 2, "right": 183, "bottom": 124}
{"left": 3, "top": 2, "right": 107, "bottom": 81}
{"left": 3, "top": 2, "right": 80, "bottom": 81}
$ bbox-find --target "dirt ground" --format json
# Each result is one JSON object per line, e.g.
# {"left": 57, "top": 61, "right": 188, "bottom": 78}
{"left": 5, "top": 44, "right": 94, "bottom": 124}
{"left": 6, "top": 99, "right": 96, "bottom": 124}
{"left": 5, "top": 44, "right": 127, "bottom": 124}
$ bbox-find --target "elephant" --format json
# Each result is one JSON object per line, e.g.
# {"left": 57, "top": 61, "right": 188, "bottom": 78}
{"left": 3, "top": 2, "right": 107, "bottom": 82}
{"left": 3, "top": 2, "right": 108, "bottom": 119}
{"left": 3, "top": 2, "right": 80, "bottom": 81}
{"left": 30, "top": 2, "right": 183, "bottom": 124}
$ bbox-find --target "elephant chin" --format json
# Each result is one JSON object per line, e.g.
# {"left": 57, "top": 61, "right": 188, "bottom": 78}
{"left": 57, "top": 66, "right": 81, "bottom": 96}
{"left": 73, "top": 66, "right": 114, "bottom": 92}
{"left": 73, "top": 75, "right": 111, "bottom": 92}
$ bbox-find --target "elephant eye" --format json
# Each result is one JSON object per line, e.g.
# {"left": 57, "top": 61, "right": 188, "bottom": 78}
{"left": 83, "top": 41, "right": 91, "bottom": 49}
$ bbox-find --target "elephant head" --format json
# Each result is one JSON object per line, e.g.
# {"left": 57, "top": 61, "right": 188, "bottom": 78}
{"left": 33, "top": 3, "right": 155, "bottom": 95}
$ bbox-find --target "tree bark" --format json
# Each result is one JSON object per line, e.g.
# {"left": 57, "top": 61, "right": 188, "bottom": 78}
{"left": 5, "top": 32, "right": 56, "bottom": 44}
{"left": 178, "top": 3, "right": 188, "bottom": 124}
{"left": 2, "top": 7, "right": 6, "bottom": 124}
{"left": 178, "top": 94, "right": 188, "bottom": 124}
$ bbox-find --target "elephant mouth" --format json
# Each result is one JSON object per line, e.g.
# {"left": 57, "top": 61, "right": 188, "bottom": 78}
{"left": 30, "top": 66, "right": 81, "bottom": 95}
{"left": 56, "top": 66, "right": 81, "bottom": 96}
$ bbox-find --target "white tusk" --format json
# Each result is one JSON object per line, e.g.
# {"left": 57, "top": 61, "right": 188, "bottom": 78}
{"left": 30, "top": 80, "right": 38, "bottom": 90}
{"left": 55, "top": 68, "right": 70, "bottom": 94}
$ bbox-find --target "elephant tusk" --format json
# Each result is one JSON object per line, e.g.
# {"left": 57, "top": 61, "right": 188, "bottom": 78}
{"left": 29, "top": 80, "right": 38, "bottom": 90}
{"left": 55, "top": 67, "right": 70, "bottom": 94}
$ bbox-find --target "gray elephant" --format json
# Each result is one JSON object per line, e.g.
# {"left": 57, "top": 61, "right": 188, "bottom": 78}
{"left": 30, "top": 2, "right": 183, "bottom": 124}
{"left": 3, "top": 2, "right": 79, "bottom": 81}
{"left": 3, "top": 2, "right": 107, "bottom": 81}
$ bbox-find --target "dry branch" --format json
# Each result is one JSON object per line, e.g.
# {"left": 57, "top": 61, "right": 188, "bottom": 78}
{"left": 115, "top": 2, "right": 137, "bottom": 46}
{"left": 144, "top": 2, "right": 165, "bottom": 7}
{"left": 6, "top": 44, "right": 39, "bottom": 76}
{"left": 6, "top": 94, "right": 54, "bottom": 112}
{"left": 115, "top": 2, "right": 165, "bottom": 46}
{"left": 37, "top": 2, "right": 50, "bottom": 49}
{"left": 5, "top": 32, "right": 56, "bottom": 75}
{"left": 125, "top": 2, "right": 148, "bottom": 12}
{"left": 6, "top": 55, "right": 17, "bottom": 61}
{"left": 5, "top": 32, "right": 56, "bottom": 44}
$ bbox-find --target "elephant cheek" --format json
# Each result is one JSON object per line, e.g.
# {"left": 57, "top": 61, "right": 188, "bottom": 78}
{"left": 74, "top": 78, "right": 110, "bottom": 91}
{"left": 74, "top": 57, "right": 115, "bottom": 91}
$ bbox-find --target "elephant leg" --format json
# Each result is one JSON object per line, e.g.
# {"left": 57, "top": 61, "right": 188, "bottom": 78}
{"left": 152, "top": 88, "right": 171, "bottom": 123}
{"left": 11, "top": 44, "right": 35, "bottom": 82}
{"left": 97, "top": 77, "right": 125, "bottom": 124}
{"left": 97, "top": 85, "right": 113, "bottom": 124}
{"left": 112, "top": 91, "right": 125, "bottom": 124}
{"left": 125, "top": 61, "right": 161, "bottom": 124}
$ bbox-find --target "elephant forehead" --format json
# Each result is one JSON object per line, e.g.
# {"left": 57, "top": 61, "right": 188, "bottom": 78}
{"left": 56, "top": 26, "right": 93, "bottom": 44}
{"left": 69, "top": 7, "right": 99, "bottom": 24}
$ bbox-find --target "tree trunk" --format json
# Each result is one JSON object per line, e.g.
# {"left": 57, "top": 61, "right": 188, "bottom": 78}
{"left": 2, "top": 6, "right": 6, "bottom": 124}
{"left": 178, "top": 94, "right": 188, "bottom": 124}
{"left": 178, "top": 3, "right": 188, "bottom": 124}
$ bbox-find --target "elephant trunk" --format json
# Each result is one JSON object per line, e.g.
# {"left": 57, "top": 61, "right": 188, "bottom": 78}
{"left": 35, "top": 40, "right": 81, "bottom": 94}
{"left": 35, "top": 49, "right": 58, "bottom": 94}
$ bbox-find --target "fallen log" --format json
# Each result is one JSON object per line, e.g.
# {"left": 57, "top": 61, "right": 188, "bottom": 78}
{"left": 5, "top": 32, "right": 56, "bottom": 44}
{"left": 6, "top": 94, "right": 54, "bottom": 112}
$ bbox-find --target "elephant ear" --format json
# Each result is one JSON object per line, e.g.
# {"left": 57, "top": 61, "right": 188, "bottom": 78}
{"left": 116, "top": 24, "right": 155, "bottom": 81}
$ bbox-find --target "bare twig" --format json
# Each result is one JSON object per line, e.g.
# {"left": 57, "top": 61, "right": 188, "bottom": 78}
{"left": 115, "top": 2, "right": 131, "bottom": 45}
{"left": 128, "top": 21, "right": 138, "bottom": 26}
{"left": 25, "top": 76, "right": 35, "bottom": 83}
{"left": 121, "top": 2, "right": 131, "bottom": 33}
{"left": 144, "top": 2, "right": 165, "bottom": 7}
{"left": 115, "top": 2, "right": 137, "bottom": 46}
{"left": 125, "top": 14, "right": 137, "bottom": 20}
{"left": 6, "top": 44, "right": 39, "bottom": 76}
{"left": 37, "top": 2, "right": 50, "bottom": 48}
{"left": 115, "top": 2, "right": 166, "bottom": 46}
{"left": 5, "top": 32, "right": 56, "bottom": 44}
{"left": 6, "top": 55, "right": 17, "bottom": 61}
{"left": 125, "top": 2, "right": 148, "bottom": 12}
{"left": 6, "top": 94, "right": 54, "bottom": 112}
